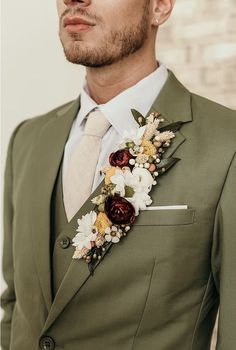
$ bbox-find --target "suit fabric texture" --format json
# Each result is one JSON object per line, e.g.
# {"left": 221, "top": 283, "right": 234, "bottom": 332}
{"left": 1, "top": 70, "right": 236, "bottom": 350}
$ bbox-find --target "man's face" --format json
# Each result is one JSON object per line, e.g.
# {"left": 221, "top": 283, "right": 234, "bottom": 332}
{"left": 57, "top": 0, "right": 152, "bottom": 67}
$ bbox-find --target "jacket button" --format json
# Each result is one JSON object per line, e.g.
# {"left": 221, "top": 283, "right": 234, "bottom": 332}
{"left": 59, "top": 236, "right": 71, "bottom": 249}
{"left": 39, "top": 336, "right": 55, "bottom": 350}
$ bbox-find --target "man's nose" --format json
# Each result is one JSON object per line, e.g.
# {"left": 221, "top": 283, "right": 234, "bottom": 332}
{"left": 64, "top": 0, "right": 91, "bottom": 6}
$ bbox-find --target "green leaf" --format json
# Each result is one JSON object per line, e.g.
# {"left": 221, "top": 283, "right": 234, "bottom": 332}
{"left": 125, "top": 186, "right": 135, "bottom": 198}
{"left": 88, "top": 242, "right": 113, "bottom": 276}
{"left": 131, "top": 109, "right": 146, "bottom": 126}
{"left": 159, "top": 121, "right": 183, "bottom": 133}
{"left": 156, "top": 157, "right": 180, "bottom": 174}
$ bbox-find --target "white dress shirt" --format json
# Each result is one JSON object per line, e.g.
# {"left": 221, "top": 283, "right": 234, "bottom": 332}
{"left": 62, "top": 61, "right": 168, "bottom": 193}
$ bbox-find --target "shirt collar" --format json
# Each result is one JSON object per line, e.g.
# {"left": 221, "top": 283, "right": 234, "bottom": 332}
{"left": 75, "top": 61, "right": 168, "bottom": 136}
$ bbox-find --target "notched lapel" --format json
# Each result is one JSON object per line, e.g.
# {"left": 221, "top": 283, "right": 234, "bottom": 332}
{"left": 147, "top": 69, "right": 193, "bottom": 159}
{"left": 30, "top": 98, "right": 80, "bottom": 312}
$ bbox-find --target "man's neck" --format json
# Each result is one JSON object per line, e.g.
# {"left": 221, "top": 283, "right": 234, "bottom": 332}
{"left": 85, "top": 51, "right": 158, "bottom": 105}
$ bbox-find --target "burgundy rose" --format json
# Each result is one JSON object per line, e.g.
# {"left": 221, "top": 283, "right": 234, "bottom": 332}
{"left": 105, "top": 195, "right": 135, "bottom": 225}
{"left": 109, "top": 149, "right": 133, "bottom": 168}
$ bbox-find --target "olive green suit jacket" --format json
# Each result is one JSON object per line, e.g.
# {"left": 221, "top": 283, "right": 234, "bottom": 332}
{"left": 1, "top": 70, "right": 236, "bottom": 350}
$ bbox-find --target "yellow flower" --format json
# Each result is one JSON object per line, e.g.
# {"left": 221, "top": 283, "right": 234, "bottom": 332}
{"left": 95, "top": 212, "right": 112, "bottom": 235}
{"left": 104, "top": 166, "right": 117, "bottom": 185}
{"left": 141, "top": 140, "right": 157, "bottom": 156}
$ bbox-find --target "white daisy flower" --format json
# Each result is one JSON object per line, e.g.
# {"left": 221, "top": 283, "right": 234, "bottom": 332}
{"left": 127, "top": 191, "right": 152, "bottom": 216}
{"left": 110, "top": 168, "right": 140, "bottom": 196}
{"left": 72, "top": 211, "right": 98, "bottom": 251}
{"left": 110, "top": 169, "right": 126, "bottom": 196}
{"left": 104, "top": 226, "right": 121, "bottom": 243}
{"left": 120, "top": 126, "right": 146, "bottom": 147}
{"left": 131, "top": 167, "right": 155, "bottom": 191}
{"left": 125, "top": 168, "right": 154, "bottom": 214}
{"left": 111, "top": 167, "right": 154, "bottom": 199}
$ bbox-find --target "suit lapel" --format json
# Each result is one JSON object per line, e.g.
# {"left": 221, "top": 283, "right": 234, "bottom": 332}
{"left": 30, "top": 99, "right": 80, "bottom": 312}
{"left": 41, "top": 69, "right": 193, "bottom": 333}
{"left": 146, "top": 69, "right": 193, "bottom": 158}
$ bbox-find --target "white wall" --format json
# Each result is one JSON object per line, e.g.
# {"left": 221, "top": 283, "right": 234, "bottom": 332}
{"left": 1, "top": 0, "right": 85, "bottom": 171}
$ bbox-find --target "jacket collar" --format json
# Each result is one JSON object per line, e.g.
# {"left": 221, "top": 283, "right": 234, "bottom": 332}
{"left": 149, "top": 68, "right": 192, "bottom": 124}
{"left": 74, "top": 62, "right": 169, "bottom": 137}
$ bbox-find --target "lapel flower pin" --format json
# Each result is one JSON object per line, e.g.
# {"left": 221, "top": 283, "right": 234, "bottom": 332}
{"left": 72, "top": 109, "right": 183, "bottom": 274}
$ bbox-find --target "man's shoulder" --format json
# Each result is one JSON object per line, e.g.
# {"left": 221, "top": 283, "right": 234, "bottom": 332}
{"left": 8, "top": 99, "right": 77, "bottom": 160}
{"left": 190, "top": 92, "right": 236, "bottom": 154}
{"left": 191, "top": 92, "right": 236, "bottom": 126}
{"left": 18, "top": 99, "right": 76, "bottom": 132}
{"left": 12, "top": 99, "right": 76, "bottom": 144}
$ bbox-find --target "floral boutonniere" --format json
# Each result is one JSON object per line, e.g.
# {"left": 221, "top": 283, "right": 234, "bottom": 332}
{"left": 72, "top": 109, "right": 183, "bottom": 274}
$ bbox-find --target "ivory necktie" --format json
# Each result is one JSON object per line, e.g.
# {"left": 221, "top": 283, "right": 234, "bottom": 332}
{"left": 63, "top": 110, "right": 111, "bottom": 222}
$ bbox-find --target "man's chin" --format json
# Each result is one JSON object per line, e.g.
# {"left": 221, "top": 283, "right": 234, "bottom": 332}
{"left": 65, "top": 58, "right": 114, "bottom": 68}
{"left": 62, "top": 48, "right": 115, "bottom": 68}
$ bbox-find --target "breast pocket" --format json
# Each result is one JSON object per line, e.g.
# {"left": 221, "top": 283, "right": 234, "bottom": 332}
{"left": 133, "top": 208, "right": 196, "bottom": 226}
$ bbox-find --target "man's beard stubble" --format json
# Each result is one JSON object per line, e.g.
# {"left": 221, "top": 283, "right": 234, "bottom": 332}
{"left": 59, "top": 4, "right": 150, "bottom": 68}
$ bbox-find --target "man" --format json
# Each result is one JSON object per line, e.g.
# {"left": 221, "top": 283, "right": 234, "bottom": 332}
{"left": 1, "top": 0, "right": 235, "bottom": 349}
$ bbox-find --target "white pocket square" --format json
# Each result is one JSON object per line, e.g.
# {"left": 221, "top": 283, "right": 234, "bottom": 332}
{"left": 143, "top": 205, "right": 188, "bottom": 211}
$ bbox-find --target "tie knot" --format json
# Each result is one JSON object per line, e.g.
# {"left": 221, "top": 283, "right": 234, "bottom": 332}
{"left": 84, "top": 110, "right": 111, "bottom": 138}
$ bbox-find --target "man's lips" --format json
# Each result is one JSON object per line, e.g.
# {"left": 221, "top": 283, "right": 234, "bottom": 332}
{"left": 63, "top": 16, "right": 95, "bottom": 33}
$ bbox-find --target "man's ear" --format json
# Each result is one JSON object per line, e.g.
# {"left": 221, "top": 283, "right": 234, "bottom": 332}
{"left": 151, "top": 0, "right": 176, "bottom": 27}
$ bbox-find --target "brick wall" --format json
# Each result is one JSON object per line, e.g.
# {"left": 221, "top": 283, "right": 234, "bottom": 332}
{"left": 158, "top": 0, "right": 236, "bottom": 110}
{"left": 158, "top": 1, "right": 236, "bottom": 348}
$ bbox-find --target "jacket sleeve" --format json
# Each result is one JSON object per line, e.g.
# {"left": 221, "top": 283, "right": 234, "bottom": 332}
{"left": 212, "top": 151, "right": 236, "bottom": 349}
{"left": 1, "top": 122, "right": 27, "bottom": 350}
